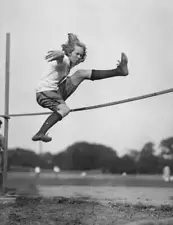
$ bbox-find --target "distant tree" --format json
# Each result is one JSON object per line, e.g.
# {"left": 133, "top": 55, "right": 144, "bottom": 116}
{"left": 52, "top": 150, "right": 71, "bottom": 169}
{"left": 127, "top": 149, "right": 140, "bottom": 162}
{"left": 39, "top": 152, "right": 53, "bottom": 168}
{"left": 138, "top": 142, "right": 159, "bottom": 174}
{"left": 104, "top": 156, "right": 121, "bottom": 174}
{"left": 140, "top": 142, "right": 155, "bottom": 156}
{"left": 8, "top": 148, "right": 47, "bottom": 169}
{"left": 53, "top": 142, "right": 119, "bottom": 171}
{"left": 159, "top": 137, "right": 173, "bottom": 159}
{"left": 120, "top": 154, "right": 137, "bottom": 174}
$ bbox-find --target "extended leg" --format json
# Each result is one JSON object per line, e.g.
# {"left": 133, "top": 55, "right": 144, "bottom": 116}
{"left": 91, "top": 52, "right": 129, "bottom": 80}
{"left": 62, "top": 53, "right": 129, "bottom": 98}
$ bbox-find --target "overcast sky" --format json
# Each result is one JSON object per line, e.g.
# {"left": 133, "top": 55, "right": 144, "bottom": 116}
{"left": 0, "top": 0, "right": 173, "bottom": 156}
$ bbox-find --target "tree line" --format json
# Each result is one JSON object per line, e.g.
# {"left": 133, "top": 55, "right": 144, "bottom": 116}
{"left": 7, "top": 136, "right": 173, "bottom": 174}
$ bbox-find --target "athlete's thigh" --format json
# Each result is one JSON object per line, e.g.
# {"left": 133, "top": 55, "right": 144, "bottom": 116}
{"left": 36, "top": 90, "right": 70, "bottom": 117}
{"left": 59, "top": 70, "right": 92, "bottom": 100}
{"left": 70, "top": 69, "right": 92, "bottom": 86}
{"left": 59, "top": 77, "right": 78, "bottom": 100}
{"left": 36, "top": 91, "right": 64, "bottom": 111}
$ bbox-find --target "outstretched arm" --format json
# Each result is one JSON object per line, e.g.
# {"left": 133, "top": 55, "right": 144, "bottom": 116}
{"left": 45, "top": 50, "right": 64, "bottom": 62}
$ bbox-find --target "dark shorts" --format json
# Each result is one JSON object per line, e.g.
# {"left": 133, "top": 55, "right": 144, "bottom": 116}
{"left": 36, "top": 77, "right": 78, "bottom": 112}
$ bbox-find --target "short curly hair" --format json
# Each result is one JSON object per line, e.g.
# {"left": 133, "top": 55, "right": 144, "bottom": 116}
{"left": 61, "top": 33, "right": 87, "bottom": 62}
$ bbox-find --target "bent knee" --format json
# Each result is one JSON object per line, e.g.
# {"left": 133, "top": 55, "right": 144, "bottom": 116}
{"left": 56, "top": 104, "right": 70, "bottom": 118}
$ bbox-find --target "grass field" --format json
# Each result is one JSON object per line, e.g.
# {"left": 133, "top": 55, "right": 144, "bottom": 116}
{"left": 7, "top": 171, "right": 173, "bottom": 187}
{"left": 5, "top": 171, "right": 173, "bottom": 205}
{"left": 1, "top": 171, "right": 173, "bottom": 224}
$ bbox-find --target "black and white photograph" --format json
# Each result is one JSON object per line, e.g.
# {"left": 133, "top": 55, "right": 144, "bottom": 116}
{"left": 0, "top": 0, "right": 173, "bottom": 224}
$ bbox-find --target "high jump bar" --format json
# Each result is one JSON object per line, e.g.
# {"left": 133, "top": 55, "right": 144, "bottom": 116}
{"left": 1, "top": 87, "right": 173, "bottom": 119}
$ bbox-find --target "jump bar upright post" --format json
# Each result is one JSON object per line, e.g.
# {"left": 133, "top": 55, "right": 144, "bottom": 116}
{"left": 2, "top": 33, "right": 11, "bottom": 194}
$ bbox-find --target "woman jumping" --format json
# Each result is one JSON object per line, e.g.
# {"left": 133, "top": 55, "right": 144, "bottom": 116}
{"left": 32, "top": 33, "right": 129, "bottom": 142}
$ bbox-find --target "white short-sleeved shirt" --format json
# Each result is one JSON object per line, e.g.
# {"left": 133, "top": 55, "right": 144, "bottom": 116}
{"left": 36, "top": 55, "right": 71, "bottom": 93}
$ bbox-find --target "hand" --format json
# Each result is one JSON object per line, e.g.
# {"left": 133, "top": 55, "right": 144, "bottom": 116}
{"left": 45, "top": 50, "right": 64, "bottom": 62}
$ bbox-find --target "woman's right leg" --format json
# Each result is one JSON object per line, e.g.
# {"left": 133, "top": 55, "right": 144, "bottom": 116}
{"left": 32, "top": 111, "right": 63, "bottom": 142}
{"left": 32, "top": 91, "right": 70, "bottom": 142}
